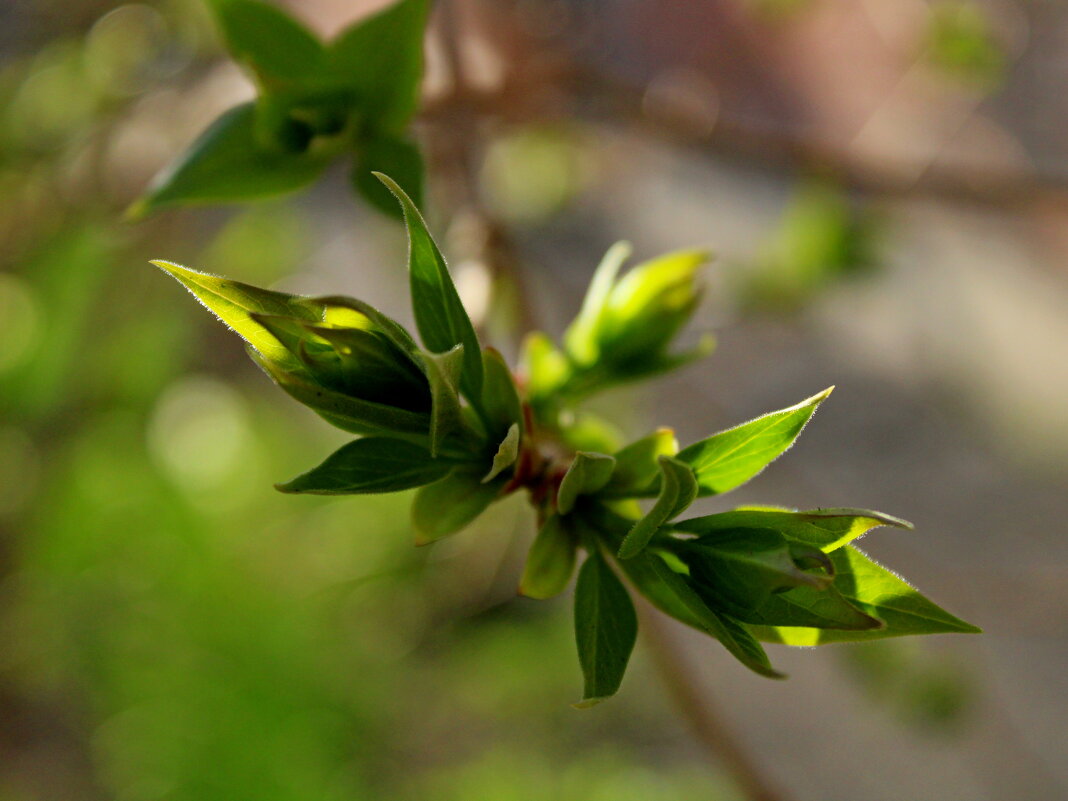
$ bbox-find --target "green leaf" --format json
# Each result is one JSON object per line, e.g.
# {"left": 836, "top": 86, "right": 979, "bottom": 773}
{"left": 681, "top": 527, "right": 831, "bottom": 614}
{"left": 564, "top": 241, "right": 632, "bottom": 366}
{"left": 249, "top": 348, "right": 432, "bottom": 441}
{"left": 419, "top": 346, "right": 467, "bottom": 457}
{"left": 483, "top": 423, "right": 520, "bottom": 483}
{"left": 519, "top": 514, "right": 577, "bottom": 599}
{"left": 604, "top": 428, "right": 679, "bottom": 497}
{"left": 643, "top": 555, "right": 783, "bottom": 679}
{"left": 411, "top": 469, "right": 504, "bottom": 544}
{"left": 295, "top": 321, "right": 431, "bottom": 411}
{"left": 151, "top": 260, "right": 323, "bottom": 369}
{"left": 557, "top": 452, "right": 616, "bottom": 516}
{"left": 617, "top": 456, "right": 697, "bottom": 559}
{"left": 521, "top": 332, "right": 570, "bottom": 403}
{"left": 672, "top": 506, "right": 913, "bottom": 553}
{"left": 481, "top": 348, "right": 523, "bottom": 441}
{"left": 376, "top": 172, "right": 484, "bottom": 399}
{"left": 353, "top": 135, "right": 424, "bottom": 219}
{"left": 327, "top": 0, "right": 428, "bottom": 132}
{"left": 131, "top": 104, "right": 329, "bottom": 216}
{"left": 677, "top": 387, "right": 833, "bottom": 496}
{"left": 560, "top": 412, "right": 624, "bottom": 455}
{"left": 207, "top": 0, "right": 325, "bottom": 90}
{"left": 595, "top": 248, "right": 709, "bottom": 365}
{"left": 751, "top": 545, "right": 981, "bottom": 645}
{"left": 315, "top": 295, "right": 422, "bottom": 360}
{"left": 573, "top": 551, "right": 638, "bottom": 707}
{"left": 728, "top": 581, "right": 883, "bottom": 632}
{"left": 275, "top": 437, "right": 451, "bottom": 494}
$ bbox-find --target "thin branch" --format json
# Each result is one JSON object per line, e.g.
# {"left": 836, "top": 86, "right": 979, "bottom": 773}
{"left": 638, "top": 602, "right": 792, "bottom": 801}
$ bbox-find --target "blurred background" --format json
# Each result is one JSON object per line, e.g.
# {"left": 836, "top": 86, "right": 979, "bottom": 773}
{"left": 1, "top": 0, "right": 1066, "bottom": 799}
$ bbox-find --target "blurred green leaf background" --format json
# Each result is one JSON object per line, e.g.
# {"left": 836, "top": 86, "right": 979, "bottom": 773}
{"left": 1, "top": 1, "right": 1066, "bottom": 800}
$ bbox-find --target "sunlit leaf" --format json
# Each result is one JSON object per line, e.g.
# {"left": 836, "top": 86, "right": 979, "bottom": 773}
{"left": 557, "top": 452, "right": 616, "bottom": 516}
{"left": 151, "top": 259, "right": 323, "bottom": 369}
{"left": 617, "top": 456, "right": 697, "bottom": 559}
{"left": 673, "top": 506, "right": 913, "bottom": 553}
{"left": 573, "top": 551, "right": 637, "bottom": 707}
{"left": 596, "top": 247, "right": 709, "bottom": 364}
{"left": 519, "top": 514, "right": 577, "bottom": 599}
{"left": 376, "top": 173, "right": 484, "bottom": 399}
{"left": 131, "top": 104, "right": 329, "bottom": 216}
{"left": 276, "top": 437, "right": 451, "bottom": 494}
{"left": 564, "top": 241, "right": 632, "bottom": 366}
{"left": 315, "top": 294, "right": 421, "bottom": 359}
{"left": 751, "top": 545, "right": 981, "bottom": 645}
{"left": 677, "top": 387, "right": 833, "bottom": 496}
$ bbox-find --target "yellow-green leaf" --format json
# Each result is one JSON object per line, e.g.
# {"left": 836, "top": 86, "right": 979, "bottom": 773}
{"left": 677, "top": 387, "right": 833, "bottom": 496}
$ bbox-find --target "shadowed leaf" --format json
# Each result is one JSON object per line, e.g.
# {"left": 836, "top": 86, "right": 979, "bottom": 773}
{"left": 573, "top": 551, "right": 637, "bottom": 706}
{"left": 276, "top": 437, "right": 450, "bottom": 494}
{"left": 617, "top": 456, "right": 697, "bottom": 559}
{"left": 520, "top": 514, "right": 577, "bottom": 599}
{"left": 132, "top": 104, "right": 328, "bottom": 216}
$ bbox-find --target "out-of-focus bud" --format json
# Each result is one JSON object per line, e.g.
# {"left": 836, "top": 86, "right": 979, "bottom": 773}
{"left": 564, "top": 244, "right": 713, "bottom": 382}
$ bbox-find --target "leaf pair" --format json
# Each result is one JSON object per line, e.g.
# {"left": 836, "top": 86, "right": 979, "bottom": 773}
{"left": 131, "top": 0, "right": 428, "bottom": 218}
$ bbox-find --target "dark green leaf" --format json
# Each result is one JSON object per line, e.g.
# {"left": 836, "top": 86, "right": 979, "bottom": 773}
{"left": 131, "top": 104, "right": 328, "bottom": 216}
{"left": 573, "top": 551, "right": 637, "bottom": 707}
{"left": 208, "top": 0, "right": 325, "bottom": 90}
{"left": 673, "top": 506, "right": 912, "bottom": 553}
{"left": 751, "top": 545, "right": 982, "bottom": 645}
{"left": 151, "top": 259, "right": 323, "bottom": 369}
{"left": 275, "top": 437, "right": 450, "bottom": 494}
{"left": 729, "top": 581, "right": 883, "bottom": 632}
{"left": 376, "top": 173, "right": 484, "bottom": 399}
{"left": 557, "top": 452, "right": 616, "bottom": 516}
{"left": 681, "top": 527, "right": 830, "bottom": 615}
{"left": 298, "top": 321, "right": 431, "bottom": 411}
{"left": 519, "top": 514, "right": 577, "bottom": 600}
{"left": 326, "top": 0, "right": 428, "bottom": 132}
{"left": 643, "top": 555, "right": 783, "bottom": 679}
{"left": 481, "top": 348, "right": 523, "bottom": 441}
{"left": 419, "top": 346, "right": 466, "bottom": 457}
{"left": 677, "top": 387, "right": 833, "bottom": 496}
{"left": 604, "top": 428, "right": 678, "bottom": 497}
{"left": 483, "top": 423, "right": 520, "bottom": 483}
{"left": 249, "top": 348, "right": 432, "bottom": 441}
{"left": 617, "top": 456, "right": 697, "bottom": 559}
{"left": 353, "top": 135, "right": 424, "bottom": 219}
{"left": 411, "top": 469, "right": 504, "bottom": 544}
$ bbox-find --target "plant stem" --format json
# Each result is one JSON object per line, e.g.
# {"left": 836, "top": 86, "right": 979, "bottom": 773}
{"left": 637, "top": 602, "right": 792, "bottom": 801}
{"left": 432, "top": 4, "right": 791, "bottom": 799}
